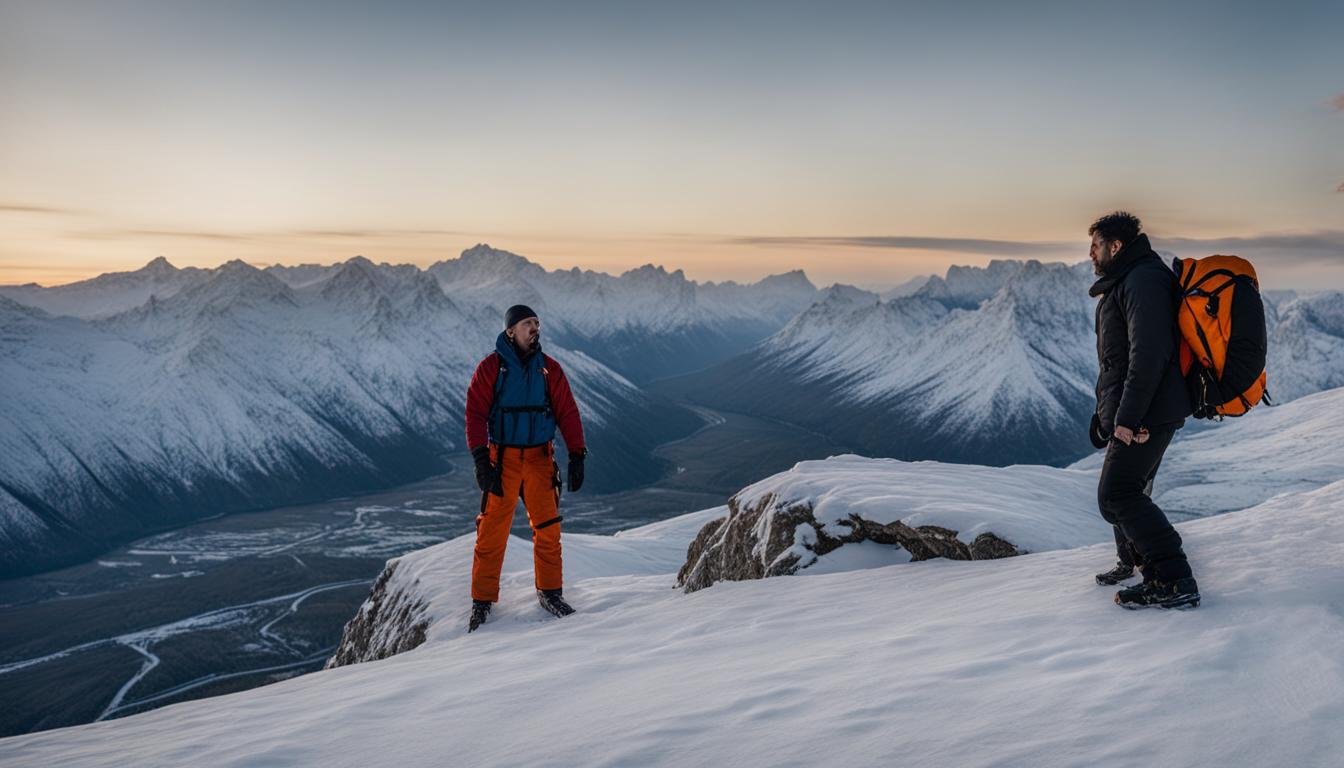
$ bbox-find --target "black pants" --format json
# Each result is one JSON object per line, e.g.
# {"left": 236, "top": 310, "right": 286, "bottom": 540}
{"left": 1112, "top": 473, "right": 1157, "bottom": 568}
{"left": 1098, "top": 426, "right": 1192, "bottom": 582}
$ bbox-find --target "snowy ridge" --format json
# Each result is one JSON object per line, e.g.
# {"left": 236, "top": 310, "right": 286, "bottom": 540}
{"left": 426, "top": 245, "right": 820, "bottom": 381}
{"left": 732, "top": 457, "right": 1104, "bottom": 554}
{"left": 4, "top": 247, "right": 821, "bottom": 384}
{"left": 4, "top": 469, "right": 1342, "bottom": 765}
{"left": 427, "top": 245, "right": 818, "bottom": 337}
{"left": 1071, "top": 385, "right": 1344, "bottom": 517}
{"left": 770, "top": 258, "right": 1097, "bottom": 418}
{"left": 913, "top": 258, "right": 1028, "bottom": 308}
{"left": 677, "top": 379, "right": 1344, "bottom": 592}
{"left": 0, "top": 257, "right": 211, "bottom": 319}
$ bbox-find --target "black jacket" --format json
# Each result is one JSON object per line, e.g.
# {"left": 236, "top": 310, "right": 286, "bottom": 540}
{"left": 1089, "top": 233, "right": 1191, "bottom": 439}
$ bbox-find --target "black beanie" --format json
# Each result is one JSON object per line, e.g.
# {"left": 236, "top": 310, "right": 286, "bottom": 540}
{"left": 504, "top": 304, "right": 538, "bottom": 329}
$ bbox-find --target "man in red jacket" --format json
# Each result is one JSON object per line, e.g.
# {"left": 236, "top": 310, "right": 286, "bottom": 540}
{"left": 463, "top": 304, "right": 586, "bottom": 632}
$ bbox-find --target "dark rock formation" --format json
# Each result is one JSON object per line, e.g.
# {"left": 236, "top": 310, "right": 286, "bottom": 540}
{"left": 326, "top": 560, "right": 430, "bottom": 668}
{"left": 677, "top": 492, "right": 1022, "bottom": 593}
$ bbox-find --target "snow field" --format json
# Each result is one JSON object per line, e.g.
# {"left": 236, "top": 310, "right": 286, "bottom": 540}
{"left": 4, "top": 480, "right": 1343, "bottom": 767}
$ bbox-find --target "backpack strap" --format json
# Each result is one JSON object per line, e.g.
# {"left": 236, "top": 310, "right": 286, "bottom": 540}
{"left": 488, "top": 351, "right": 508, "bottom": 435}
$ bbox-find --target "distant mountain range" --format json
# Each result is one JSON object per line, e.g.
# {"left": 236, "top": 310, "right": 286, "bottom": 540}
{"left": 659, "top": 259, "right": 1344, "bottom": 466}
{"left": 4, "top": 248, "right": 1339, "bottom": 578}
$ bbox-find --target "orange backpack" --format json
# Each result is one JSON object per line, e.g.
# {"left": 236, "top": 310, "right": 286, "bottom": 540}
{"left": 1172, "top": 255, "right": 1270, "bottom": 419}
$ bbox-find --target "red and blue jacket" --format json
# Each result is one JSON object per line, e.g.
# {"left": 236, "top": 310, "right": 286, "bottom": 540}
{"left": 465, "top": 334, "right": 585, "bottom": 453}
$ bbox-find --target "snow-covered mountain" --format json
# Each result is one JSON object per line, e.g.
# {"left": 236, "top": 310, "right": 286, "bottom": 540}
{"left": 0, "top": 256, "right": 701, "bottom": 578}
{"left": 2, "top": 247, "right": 822, "bottom": 385}
{"left": 661, "top": 259, "right": 1098, "bottom": 464}
{"left": 5, "top": 388, "right": 1342, "bottom": 766}
{"left": 0, "top": 257, "right": 211, "bottom": 318}
{"left": 662, "top": 258, "right": 1344, "bottom": 467}
{"left": 426, "top": 244, "right": 821, "bottom": 382}
{"left": 1265, "top": 289, "right": 1344, "bottom": 402}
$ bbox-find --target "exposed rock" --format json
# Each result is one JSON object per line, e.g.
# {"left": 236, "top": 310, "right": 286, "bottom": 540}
{"left": 326, "top": 560, "right": 430, "bottom": 668}
{"left": 678, "top": 491, "right": 1024, "bottom": 593}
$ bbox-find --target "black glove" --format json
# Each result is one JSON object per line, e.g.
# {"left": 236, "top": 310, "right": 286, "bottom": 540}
{"left": 567, "top": 450, "right": 586, "bottom": 493}
{"left": 1088, "top": 413, "right": 1110, "bottom": 450}
{"left": 472, "top": 446, "right": 499, "bottom": 495}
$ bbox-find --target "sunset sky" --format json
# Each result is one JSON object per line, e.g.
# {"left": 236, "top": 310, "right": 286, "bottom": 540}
{"left": 2, "top": 0, "right": 1341, "bottom": 289}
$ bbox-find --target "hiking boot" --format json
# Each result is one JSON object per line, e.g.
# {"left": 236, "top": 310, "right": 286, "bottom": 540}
{"left": 1115, "top": 577, "right": 1200, "bottom": 610}
{"left": 1095, "top": 563, "right": 1137, "bottom": 586}
{"left": 468, "top": 599, "right": 492, "bottom": 632}
{"left": 537, "top": 588, "right": 575, "bottom": 618}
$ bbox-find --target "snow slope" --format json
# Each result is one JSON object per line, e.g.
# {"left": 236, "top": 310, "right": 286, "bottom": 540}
{"left": 675, "top": 381, "right": 1344, "bottom": 594}
{"left": 3, "top": 474, "right": 1341, "bottom": 767}
{"left": 1070, "top": 385, "right": 1344, "bottom": 518}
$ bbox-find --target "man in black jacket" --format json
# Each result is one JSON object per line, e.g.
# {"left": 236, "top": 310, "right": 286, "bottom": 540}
{"left": 1087, "top": 211, "right": 1199, "bottom": 609}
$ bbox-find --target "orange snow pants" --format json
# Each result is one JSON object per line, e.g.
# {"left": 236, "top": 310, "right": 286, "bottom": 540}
{"left": 471, "top": 443, "right": 564, "bottom": 602}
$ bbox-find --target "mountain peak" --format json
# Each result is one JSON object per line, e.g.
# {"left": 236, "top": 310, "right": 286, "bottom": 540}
{"left": 216, "top": 259, "right": 262, "bottom": 276}
{"left": 321, "top": 258, "right": 385, "bottom": 302}
{"left": 819, "top": 283, "right": 879, "bottom": 306}
{"left": 181, "top": 259, "right": 295, "bottom": 311}
{"left": 755, "top": 269, "right": 817, "bottom": 293}
{"left": 141, "top": 256, "right": 178, "bottom": 275}
{"left": 459, "top": 243, "right": 529, "bottom": 265}
{"left": 622, "top": 264, "right": 687, "bottom": 283}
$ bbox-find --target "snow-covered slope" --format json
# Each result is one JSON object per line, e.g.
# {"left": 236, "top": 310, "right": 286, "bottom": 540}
{"left": 665, "top": 258, "right": 1343, "bottom": 467}
{"left": 4, "top": 471, "right": 1342, "bottom": 766}
{"left": 0, "top": 257, "right": 700, "bottom": 578}
{"left": 676, "top": 383, "right": 1343, "bottom": 591}
{"left": 1070, "top": 385, "right": 1344, "bottom": 517}
{"left": 663, "top": 259, "right": 1098, "bottom": 464}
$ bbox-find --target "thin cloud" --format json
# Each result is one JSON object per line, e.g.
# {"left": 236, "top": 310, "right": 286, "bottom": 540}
{"left": 69, "top": 227, "right": 470, "bottom": 242}
{"left": 729, "top": 235, "right": 1076, "bottom": 257}
{"left": 70, "top": 228, "right": 262, "bottom": 243}
{"left": 1, "top": 203, "right": 82, "bottom": 215}
{"left": 1154, "top": 231, "right": 1344, "bottom": 265}
{"left": 1337, "top": 181, "right": 1343, "bottom": 193}
{"left": 289, "top": 228, "right": 468, "bottom": 239}
{"left": 727, "top": 231, "right": 1344, "bottom": 266}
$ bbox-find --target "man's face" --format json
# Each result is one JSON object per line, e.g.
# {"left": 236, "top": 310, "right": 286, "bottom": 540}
{"left": 508, "top": 317, "right": 541, "bottom": 350}
{"left": 1089, "top": 233, "right": 1120, "bottom": 275}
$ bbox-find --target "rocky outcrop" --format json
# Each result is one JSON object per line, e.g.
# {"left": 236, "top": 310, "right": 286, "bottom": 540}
{"left": 677, "top": 491, "right": 1021, "bottom": 593}
{"left": 326, "top": 560, "right": 430, "bottom": 668}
